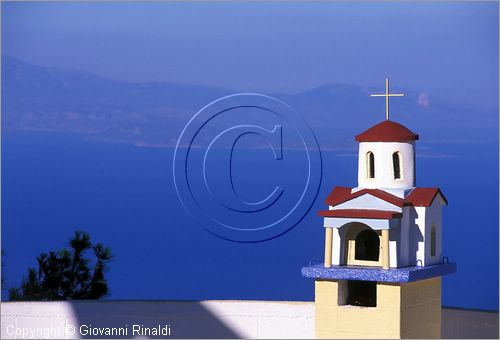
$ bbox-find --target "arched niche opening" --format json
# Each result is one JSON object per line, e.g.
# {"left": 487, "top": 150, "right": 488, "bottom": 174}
{"left": 367, "top": 151, "right": 375, "bottom": 179}
{"left": 345, "top": 223, "right": 382, "bottom": 267}
{"left": 392, "top": 152, "right": 401, "bottom": 179}
{"left": 355, "top": 229, "right": 380, "bottom": 261}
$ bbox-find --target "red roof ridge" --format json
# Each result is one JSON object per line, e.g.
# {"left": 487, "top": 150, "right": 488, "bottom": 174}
{"left": 355, "top": 120, "right": 419, "bottom": 142}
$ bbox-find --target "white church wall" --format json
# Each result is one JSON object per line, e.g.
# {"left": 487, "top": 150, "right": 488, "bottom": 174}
{"left": 425, "top": 198, "right": 444, "bottom": 265}
{"left": 412, "top": 206, "right": 427, "bottom": 266}
{"left": 358, "top": 141, "right": 415, "bottom": 190}
{"left": 398, "top": 206, "right": 412, "bottom": 267}
{"left": 389, "top": 225, "right": 400, "bottom": 268}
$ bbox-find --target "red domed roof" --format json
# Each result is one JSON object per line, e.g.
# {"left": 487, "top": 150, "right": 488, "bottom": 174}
{"left": 355, "top": 120, "right": 419, "bottom": 142}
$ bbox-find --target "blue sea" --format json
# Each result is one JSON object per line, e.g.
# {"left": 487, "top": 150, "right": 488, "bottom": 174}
{"left": 2, "top": 131, "right": 498, "bottom": 311}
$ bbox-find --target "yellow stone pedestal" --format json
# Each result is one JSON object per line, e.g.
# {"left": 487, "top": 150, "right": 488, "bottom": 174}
{"left": 315, "top": 277, "right": 442, "bottom": 339}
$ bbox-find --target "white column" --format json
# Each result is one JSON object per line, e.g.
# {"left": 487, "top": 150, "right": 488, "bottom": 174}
{"left": 382, "top": 229, "right": 390, "bottom": 269}
{"left": 324, "top": 227, "right": 333, "bottom": 268}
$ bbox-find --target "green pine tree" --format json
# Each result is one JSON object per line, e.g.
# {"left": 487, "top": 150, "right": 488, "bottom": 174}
{"left": 9, "top": 231, "right": 113, "bottom": 301}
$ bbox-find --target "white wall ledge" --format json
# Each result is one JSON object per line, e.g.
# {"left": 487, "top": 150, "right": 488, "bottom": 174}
{"left": 1, "top": 300, "right": 497, "bottom": 339}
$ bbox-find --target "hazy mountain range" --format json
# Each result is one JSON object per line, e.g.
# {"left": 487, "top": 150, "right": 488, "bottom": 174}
{"left": 2, "top": 56, "right": 497, "bottom": 151}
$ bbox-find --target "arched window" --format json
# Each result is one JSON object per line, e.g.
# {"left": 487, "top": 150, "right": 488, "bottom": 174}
{"left": 367, "top": 152, "right": 375, "bottom": 179}
{"left": 431, "top": 226, "right": 436, "bottom": 256}
{"left": 392, "top": 152, "right": 401, "bottom": 179}
{"left": 355, "top": 230, "right": 380, "bottom": 261}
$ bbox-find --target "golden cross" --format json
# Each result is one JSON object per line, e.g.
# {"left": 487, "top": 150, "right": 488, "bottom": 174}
{"left": 370, "top": 78, "right": 404, "bottom": 120}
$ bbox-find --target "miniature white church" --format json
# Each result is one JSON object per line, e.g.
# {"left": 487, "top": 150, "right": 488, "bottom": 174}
{"left": 302, "top": 78, "right": 456, "bottom": 339}
{"left": 321, "top": 113, "right": 447, "bottom": 270}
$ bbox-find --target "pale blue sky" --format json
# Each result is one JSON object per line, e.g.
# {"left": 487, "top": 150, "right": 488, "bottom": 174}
{"left": 2, "top": 2, "right": 498, "bottom": 108}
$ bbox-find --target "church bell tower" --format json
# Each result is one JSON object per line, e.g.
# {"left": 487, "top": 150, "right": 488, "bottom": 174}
{"left": 302, "top": 79, "right": 456, "bottom": 339}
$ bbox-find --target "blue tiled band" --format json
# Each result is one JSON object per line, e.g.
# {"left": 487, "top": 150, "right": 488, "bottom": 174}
{"left": 301, "top": 263, "right": 456, "bottom": 283}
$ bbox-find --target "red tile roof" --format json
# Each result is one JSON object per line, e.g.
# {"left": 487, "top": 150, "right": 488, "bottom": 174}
{"left": 323, "top": 186, "right": 446, "bottom": 210}
{"left": 324, "top": 186, "right": 353, "bottom": 206}
{"left": 355, "top": 120, "right": 419, "bottom": 142}
{"left": 325, "top": 186, "right": 405, "bottom": 207}
{"left": 405, "top": 188, "right": 448, "bottom": 206}
{"left": 318, "top": 209, "right": 402, "bottom": 219}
